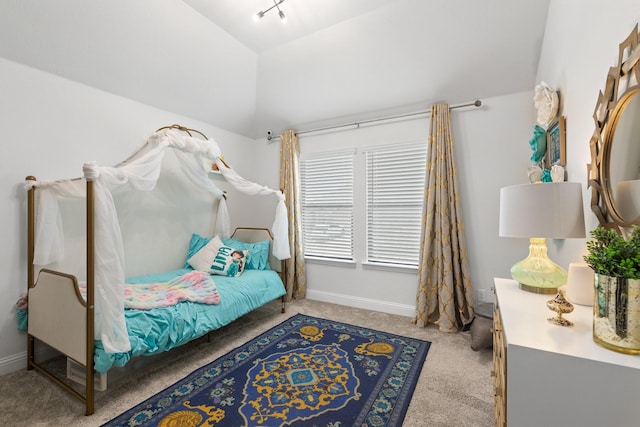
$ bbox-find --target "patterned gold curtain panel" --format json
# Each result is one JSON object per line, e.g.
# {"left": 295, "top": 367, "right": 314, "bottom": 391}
{"left": 279, "top": 129, "right": 307, "bottom": 300}
{"left": 415, "top": 103, "right": 474, "bottom": 331}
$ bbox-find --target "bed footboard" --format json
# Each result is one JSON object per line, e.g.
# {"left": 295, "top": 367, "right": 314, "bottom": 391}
{"left": 28, "top": 269, "right": 95, "bottom": 415}
{"left": 29, "top": 270, "right": 87, "bottom": 363}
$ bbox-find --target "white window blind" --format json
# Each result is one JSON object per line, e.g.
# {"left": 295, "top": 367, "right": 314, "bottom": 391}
{"left": 365, "top": 142, "right": 427, "bottom": 266}
{"left": 300, "top": 151, "right": 354, "bottom": 260}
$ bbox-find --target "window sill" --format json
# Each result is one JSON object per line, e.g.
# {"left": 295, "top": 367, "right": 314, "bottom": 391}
{"left": 304, "top": 257, "right": 418, "bottom": 274}
{"left": 304, "top": 257, "right": 357, "bottom": 268}
{"left": 362, "top": 262, "right": 418, "bottom": 274}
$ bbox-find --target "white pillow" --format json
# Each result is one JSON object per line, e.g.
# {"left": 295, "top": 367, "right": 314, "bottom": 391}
{"left": 187, "top": 236, "right": 248, "bottom": 277}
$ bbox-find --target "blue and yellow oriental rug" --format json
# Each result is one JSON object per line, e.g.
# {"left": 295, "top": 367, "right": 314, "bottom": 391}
{"left": 104, "top": 314, "right": 431, "bottom": 427}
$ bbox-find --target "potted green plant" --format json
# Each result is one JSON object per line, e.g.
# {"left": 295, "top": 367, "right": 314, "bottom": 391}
{"left": 583, "top": 226, "right": 640, "bottom": 279}
{"left": 583, "top": 226, "right": 640, "bottom": 354}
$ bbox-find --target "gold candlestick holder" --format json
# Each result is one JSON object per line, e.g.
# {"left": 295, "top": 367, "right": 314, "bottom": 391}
{"left": 547, "top": 289, "right": 574, "bottom": 327}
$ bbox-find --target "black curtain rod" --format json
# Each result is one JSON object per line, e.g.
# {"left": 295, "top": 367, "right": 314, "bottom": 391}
{"left": 267, "top": 99, "right": 482, "bottom": 141}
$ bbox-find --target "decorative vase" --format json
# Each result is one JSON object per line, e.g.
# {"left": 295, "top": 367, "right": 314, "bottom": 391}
{"left": 593, "top": 273, "right": 640, "bottom": 354}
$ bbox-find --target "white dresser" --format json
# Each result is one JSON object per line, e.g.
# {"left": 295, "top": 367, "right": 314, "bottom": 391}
{"left": 493, "top": 277, "right": 640, "bottom": 427}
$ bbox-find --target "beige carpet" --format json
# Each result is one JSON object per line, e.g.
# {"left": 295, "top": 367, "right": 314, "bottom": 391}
{"left": 0, "top": 299, "right": 494, "bottom": 426}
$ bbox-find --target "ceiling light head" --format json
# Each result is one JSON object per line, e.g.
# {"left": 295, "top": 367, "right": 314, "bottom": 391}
{"left": 254, "top": 0, "right": 288, "bottom": 23}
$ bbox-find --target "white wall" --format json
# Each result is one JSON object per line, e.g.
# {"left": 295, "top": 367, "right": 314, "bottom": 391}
{"left": 249, "top": 91, "right": 535, "bottom": 316}
{"left": 255, "top": 0, "right": 549, "bottom": 137}
{"left": 0, "top": 0, "right": 258, "bottom": 137}
{"left": 255, "top": 0, "right": 640, "bottom": 312}
{"left": 534, "top": 0, "right": 640, "bottom": 268}
{"left": 0, "top": 57, "right": 256, "bottom": 375}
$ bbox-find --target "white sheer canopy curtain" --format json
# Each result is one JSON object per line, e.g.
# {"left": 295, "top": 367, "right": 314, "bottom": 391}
{"left": 25, "top": 128, "right": 289, "bottom": 353}
{"left": 279, "top": 130, "right": 307, "bottom": 300}
{"left": 415, "top": 103, "right": 474, "bottom": 332}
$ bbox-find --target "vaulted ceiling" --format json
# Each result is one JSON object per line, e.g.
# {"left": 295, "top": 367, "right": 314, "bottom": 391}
{"left": 182, "top": 0, "right": 400, "bottom": 53}
{"left": 0, "top": 0, "right": 550, "bottom": 139}
{"left": 184, "top": 0, "right": 551, "bottom": 137}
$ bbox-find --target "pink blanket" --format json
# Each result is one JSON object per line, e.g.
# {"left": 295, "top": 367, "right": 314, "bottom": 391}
{"left": 123, "top": 271, "right": 221, "bottom": 310}
{"left": 78, "top": 271, "right": 221, "bottom": 310}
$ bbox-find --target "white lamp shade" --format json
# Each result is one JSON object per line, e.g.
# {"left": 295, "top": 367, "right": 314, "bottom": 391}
{"left": 499, "top": 182, "right": 586, "bottom": 239}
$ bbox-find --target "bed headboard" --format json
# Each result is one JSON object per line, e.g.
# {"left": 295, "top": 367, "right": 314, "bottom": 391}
{"left": 230, "top": 227, "right": 284, "bottom": 274}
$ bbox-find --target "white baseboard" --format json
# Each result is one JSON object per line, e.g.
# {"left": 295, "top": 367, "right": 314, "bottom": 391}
{"left": 305, "top": 289, "right": 416, "bottom": 318}
{"left": 0, "top": 352, "right": 27, "bottom": 376}
{"left": 0, "top": 345, "right": 59, "bottom": 376}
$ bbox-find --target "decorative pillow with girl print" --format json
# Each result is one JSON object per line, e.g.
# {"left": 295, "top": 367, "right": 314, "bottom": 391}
{"left": 187, "top": 236, "right": 248, "bottom": 277}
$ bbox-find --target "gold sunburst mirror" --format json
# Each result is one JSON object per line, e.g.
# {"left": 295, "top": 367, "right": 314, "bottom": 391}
{"left": 588, "top": 24, "right": 640, "bottom": 233}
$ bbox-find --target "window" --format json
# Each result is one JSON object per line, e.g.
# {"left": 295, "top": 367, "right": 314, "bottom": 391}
{"left": 365, "top": 142, "right": 427, "bottom": 266}
{"left": 300, "top": 141, "right": 426, "bottom": 268}
{"left": 300, "top": 151, "right": 354, "bottom": 260}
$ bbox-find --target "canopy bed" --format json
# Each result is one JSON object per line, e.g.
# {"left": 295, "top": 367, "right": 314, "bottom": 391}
{"left": 23, "top": 125, "right": 290, "bottom": 415}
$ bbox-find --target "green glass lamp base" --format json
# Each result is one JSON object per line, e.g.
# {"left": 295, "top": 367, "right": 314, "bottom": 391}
{"left": 511, "top": 237, "right": 567, "bottom": 294}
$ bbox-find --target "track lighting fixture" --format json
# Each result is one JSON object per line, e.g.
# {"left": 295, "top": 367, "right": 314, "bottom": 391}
{"left": 254, "top": 0, "right": 287, "bottom": 23}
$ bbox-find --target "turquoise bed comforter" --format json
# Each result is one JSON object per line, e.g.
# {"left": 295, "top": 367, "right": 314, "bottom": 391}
{"left": 93, "top": 268, "right": 285, "bottom": 373}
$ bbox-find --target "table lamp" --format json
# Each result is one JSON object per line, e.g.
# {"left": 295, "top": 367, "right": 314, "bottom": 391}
{"left": 499, "top": 182, "right": 586, "bottom": 294}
